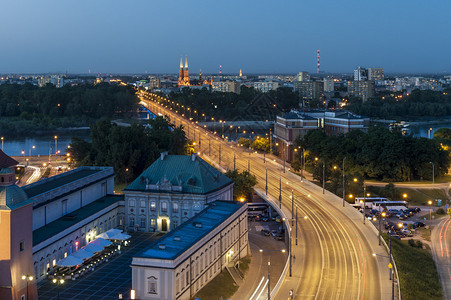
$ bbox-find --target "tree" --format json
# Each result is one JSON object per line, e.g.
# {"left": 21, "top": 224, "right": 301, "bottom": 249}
{"left": 224, "top": 170, "right": 257, "bottom": 201}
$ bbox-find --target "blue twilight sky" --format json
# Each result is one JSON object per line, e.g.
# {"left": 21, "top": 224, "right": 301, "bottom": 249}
{"left": 0, "top": 0, "right": 450, "bottom": 74}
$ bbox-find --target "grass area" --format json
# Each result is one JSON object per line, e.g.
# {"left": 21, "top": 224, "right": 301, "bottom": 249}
{"left": 367, "top": 186, "right": 448, "bottom": 206}
{"left": 383, "top": 233, "right": 442, "bottom": 300}
{"left": 367, "top": 174, "right": 451, "bottom": 184}
{"left": 415, "top": 227, "right": 431, "bottom": 242}
{"left": 238, "top": 256, "right": 251, "bottom": 277}
{"left": 192, "top": 269, "right": 238, "bottom": 300}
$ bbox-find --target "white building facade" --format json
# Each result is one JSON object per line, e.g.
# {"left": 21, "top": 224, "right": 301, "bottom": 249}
{"left": 131, "top": 201, "right": 248, "bottom": 300}
{"left": 123, "top": 154, "right": 234, "bottom": 233}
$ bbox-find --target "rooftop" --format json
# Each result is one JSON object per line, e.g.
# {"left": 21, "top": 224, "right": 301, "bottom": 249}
{"left": 23, "top": 167, "right": 106, "bottom": 198}
{"left": 33, "top": 194, "right": 123, "bottom": 246}
{"left": 124, "top": 154, "right": 233, "bottom": 195}
{"left": 134, "top": 201, "right": 244, "bottom": 260}
{"left": 0, "top": 149, "right": 18, "bottom": 168}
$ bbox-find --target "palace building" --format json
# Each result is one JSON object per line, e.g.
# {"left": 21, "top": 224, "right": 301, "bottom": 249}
{"left": 123, "top": 153, "right": 234, "bottom": 233}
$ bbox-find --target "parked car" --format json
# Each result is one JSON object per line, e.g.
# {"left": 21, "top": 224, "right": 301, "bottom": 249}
{"left": 385, "top": 221, "right": 395, "bottom": 230}
{"left": 414, "top": 207, "right": 421, "bottom": 213}
{"left": 413, "top": 221, "right": 426, "bottom": 228}
{"left": 262, "top": 216, "right": 269, "bottom": 222}
{"left": 270, "top": 230, "right": 278, "bottom": 238}
{"left": 261, "top": 229, "right": 270, "bottom": 236}
{"left": 255, "top": 215, "right": 262, "bottom": 222}
{"left": 275, "top": 216, "right": 282, "bottom": 223}
{"left": 276, "top": 234, "right": 284, "bottom": 241}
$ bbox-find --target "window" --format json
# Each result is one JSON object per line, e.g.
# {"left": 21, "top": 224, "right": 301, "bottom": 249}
{"left": 150, "top": 201, "right": 156, "bottom": 211}
{"left": 161, "top": 202, "right": 167, "bottom": 212}
{"left": 129, "top": 217, "right": 135, "bottom": 227}
{"left": 173, "top": 221, "right": 178, "bottom": 228}
{"left": 21, "top": 295, "right": 25, "bottom": 300}
{"left": 140, "top": 218, "right": 146, "bottom": 228}
{"left": 119, "top": 216, "right": 123, "bottom": 226}
{"left": 52, "top": 258, "right": 56, "bottom": 266}
{"left": 19, "top": 241, "right": 24, "bottom": 252}
{"left": 129, "top": 200, "right": 135, "bottom": 207}
{"left": 150, "top": 219, "right": 156, "bottom": 228}
{"left": 140, "top": 200, "right": 146, "bottom": 208}
{"left": 173, "top": 203, "right": 179, "bottom": 213}
{"left": 186, "top": 271, "right": 189, "bottom": 286}
{"left": 148, "top": 276, "right": 157, "bottom": 294}
{"left": 62, "top": 199, "right": 68, "bottom": 216}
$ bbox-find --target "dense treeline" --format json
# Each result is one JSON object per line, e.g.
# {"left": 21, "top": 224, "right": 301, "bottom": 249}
{"left": 0, "top": 83, "right": 138, "bottom": 135}
{"left": 292, "top": 126, "right": 449, "bottom": 192}
{"left": 68, "top": 117, "right": 186, "bottom": 183}
{"left": 167, "top": 86, "right": 299, "bottom": 121}
{"left": 347, "top": 89, "right": 451, "bottom": 119}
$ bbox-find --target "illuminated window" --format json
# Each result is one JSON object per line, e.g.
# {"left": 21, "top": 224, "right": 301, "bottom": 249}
{"left": 150, "top": 202, "right": 156, "bottom": 211}
{"left": 173, "top": 203, "right": 179, "bottom": 213}
{"left": 150, "top": 219, "right": 156, "bottom": 228}
{"left": 161, "top": 202, "right": 167, "bottom": 212}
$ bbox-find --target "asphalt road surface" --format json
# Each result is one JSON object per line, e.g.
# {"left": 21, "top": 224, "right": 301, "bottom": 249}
{"left": 140, "top": 92, "right": 391, "bottom": 300}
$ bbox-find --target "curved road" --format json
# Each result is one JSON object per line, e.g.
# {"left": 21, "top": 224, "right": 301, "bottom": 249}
{"left": 139, "top": 92, "right": 391, "bottom": 300}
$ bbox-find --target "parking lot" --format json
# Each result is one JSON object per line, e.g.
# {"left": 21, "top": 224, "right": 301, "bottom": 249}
{"left": 38, "top": 232, "right": 162, "bottom": 300}
{"left": 362, "top": 205, "right": 431, "bottom": 239}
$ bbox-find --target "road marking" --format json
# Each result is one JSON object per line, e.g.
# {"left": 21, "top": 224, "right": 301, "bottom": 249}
{"left": 249, "top": 276, "right": 265, "bottom": 300}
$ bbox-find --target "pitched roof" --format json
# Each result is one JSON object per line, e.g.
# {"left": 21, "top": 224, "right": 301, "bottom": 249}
{"left": 124, "top": 155, "right": 233, "bottom": 195}
{"left": 0, "top": 149, "right": 18, "bottom": 169}
{"left": 134, "top": 201, "right": 244, "bottom": 260}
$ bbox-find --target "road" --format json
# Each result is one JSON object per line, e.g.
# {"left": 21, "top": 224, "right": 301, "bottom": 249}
{"left": 431, "top": 216, "right": 451, "bottom": 299}
{"left": 139, "top": 92, "right": 393, "bottom": 300}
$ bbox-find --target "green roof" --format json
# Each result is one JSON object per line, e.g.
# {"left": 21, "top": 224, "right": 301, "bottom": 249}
{"left": 32, "top": 195, "right": 123, "bottom": 246}
{"left": 124, "top": 155, "right": 233, "bottom": 195}
{"left": 0, "top": 184, "right": 31, "bottom": 210}
{"left": 23, "top": 168, "right": 103, "bottom": 198}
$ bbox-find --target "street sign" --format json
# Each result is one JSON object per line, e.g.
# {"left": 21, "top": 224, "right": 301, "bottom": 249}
{"left": 388, "top": 263, "right": 393, "bottom": 269}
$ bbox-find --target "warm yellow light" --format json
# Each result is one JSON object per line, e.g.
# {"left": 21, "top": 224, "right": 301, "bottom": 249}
{"left": 402, "top": 193, "right": 407, "bottom": 198}
{"left": 381, "top": 212, "right": 386, "bottom": 217}
{"left": 428, "top": 200, "right": 433, "bottom": 205}
{"left": 239, "top": 198, "right": 245, "bottom": 202}
{"left": 353, "top": 178, "right": 358, "bottom": 182}
{"left": 315, "top": 157, "right": 318, "bottom": 161}
{"left": 349, "top": 194, "right": 354, "bottom": 198}
{"left": 398, "top": 223, "right": 403, "bottom": 228}
{"left": 333, "top": 166, "right": 337, "bottom": 169}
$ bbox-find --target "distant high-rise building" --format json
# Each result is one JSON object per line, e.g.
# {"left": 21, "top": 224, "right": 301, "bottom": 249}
{"left": 212, "top": 80, "right": 241, "bottom": 94}
{"left": 347, "top": 80, "right": 375, "bottom": 101}
{"left": 354, "top": 67, "right": 368, "bottom": 81}
{"left": 323, "top": 78, "right": 335, "bottom": 93}
{"left": 38, "top": 75, "right": 64, "bottom": 88}
{"left": 254, "top": 81, "right": 279, "bottom": 93}
{"left": 296, "top": 72, "right": 310, "bottom": 82}
{"left": 368, "top": 68, "right": 384, "bottom": 81}
{"left": 294, "top": 81, "right": 324, "bottom": 101}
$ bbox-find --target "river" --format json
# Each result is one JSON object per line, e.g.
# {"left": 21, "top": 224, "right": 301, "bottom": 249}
{"left": 0, "top": 130, "right": 90, "bottom": 157}
{"left": 1, "top": 120, "right": 450, "bottom": 157}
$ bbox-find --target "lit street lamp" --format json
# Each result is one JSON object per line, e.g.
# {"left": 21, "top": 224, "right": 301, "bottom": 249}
{"left": 259, "top": 249, "right": 286, "bottom": 300}
{"left": 21, "top": 275, "right": 34, "bottom": 300}
{"left": 1, "top": 136, "right": 3, "bottom": 151}
{"left": 54, "top": 135, "right": 58, "bottom": 155}
{"left": 52, "top": 278, "right": 65, "bottom": 300}
{"left": 428, "top": 200, "right": 433, "bottom": 233}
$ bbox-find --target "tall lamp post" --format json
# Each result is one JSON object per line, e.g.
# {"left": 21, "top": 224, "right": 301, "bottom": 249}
{"left": 52, "top": 278, "right": 65, "bottom": 300}
{"left": 1, "top": 136, "right": 3, "bottom": 151}
{"left": 429, "top": 161, "right": 435, "bottom": 187}
{"left": 21, "top": 275, "right": 34, "bottom": 300}
{"left": 259, "top": 249, "right": 286, "bottom": 300}
{"left": 428, "top": 200, "right": 433, "bottom": 233}
{"left": 342, "top": 157, "right": 346, "bottom": 207}
{"left": 54, "top": 135, "right": 58, "bottom": 156}
{"left": 379, "top": 211, "right": 386, "bottom": 245}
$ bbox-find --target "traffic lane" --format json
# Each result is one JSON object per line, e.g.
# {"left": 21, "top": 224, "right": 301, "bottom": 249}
{"left": 142, "top": 97, "right": 380, "bottom": 300}
{"left": 432, "top": 217, "right": 451, "bottom": 300}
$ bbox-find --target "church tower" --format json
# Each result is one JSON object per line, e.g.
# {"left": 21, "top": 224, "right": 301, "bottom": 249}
{"left": 183, "top": 57, "right": 190, "bottom": 86}
{"left": 0, "top": 150, "right": 37, "bottom": 300}
{"left": 178, "top": 57, "right": 184, "bottom": 87}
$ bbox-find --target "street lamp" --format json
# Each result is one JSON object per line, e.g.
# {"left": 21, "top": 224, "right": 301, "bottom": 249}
{"left": 1, "top": 136, "right": 3, "bottom": 151}
{"left": 54, "top": 135, "right": 58, "bottom": 156}
{"left": 428, "top": 127, "right": 433, "bottom": 139}
{"left": 52, "top": 278, "right": 65, "bottom": 300}
{"left": 342, "top": 157, "right": 346, "bottom": 207}
{"left": 372, "top": 252, "right": 395, "bottom": 300}
{"left": 379, "top": 211, "right": 386, "bottom": 245}
{"left": 429, "top": 162, "right": 435, "bottom": 187}
{"left": 259, "top": 249, "right": 286, "bottom": 300}
{"left": 21, "top": 275, "right": 34, "bottom": 300}
{"left": 428, "top": 200, "right": 433, "bottom": 233}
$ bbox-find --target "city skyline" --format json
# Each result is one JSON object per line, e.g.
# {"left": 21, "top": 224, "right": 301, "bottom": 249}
{"left": 1, "top": 0, "right": 450, "bottom": 74}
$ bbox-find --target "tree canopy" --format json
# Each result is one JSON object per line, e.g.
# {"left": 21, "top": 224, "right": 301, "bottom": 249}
{"left": 224, "top": 170, "right": 257, "bottom": 201}
{"left": 68, "top": 116, "right": 186, "bottom": 183}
